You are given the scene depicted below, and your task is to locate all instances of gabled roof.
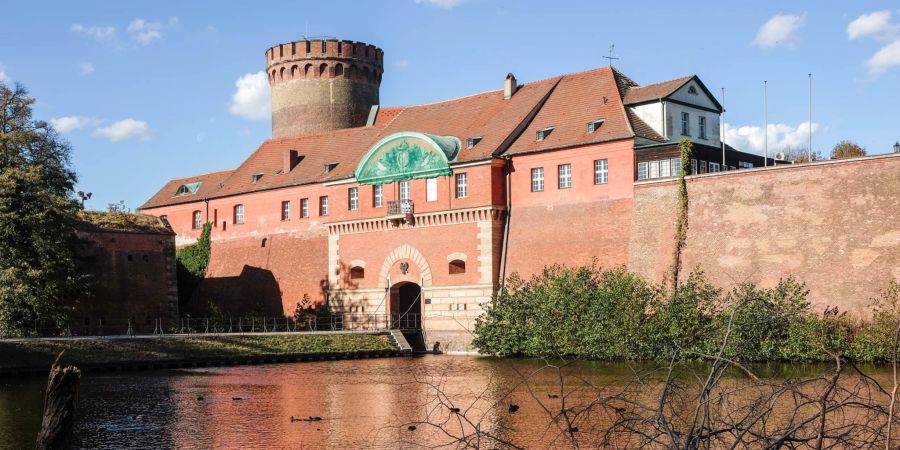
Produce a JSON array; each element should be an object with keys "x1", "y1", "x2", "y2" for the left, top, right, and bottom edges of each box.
[
  {"x1": 141, "y1": 169, "x2": 234, "y2": 210},
  {"x1": 623, "y1": 75, "x2": 694, "y2": 104}
]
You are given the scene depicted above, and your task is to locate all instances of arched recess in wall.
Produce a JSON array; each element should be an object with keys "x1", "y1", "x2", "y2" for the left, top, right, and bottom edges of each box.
[
  {"x1": 318, "y1": 63, "x2": 328, "y2": 77},
  {"x1": 304, "y1": 64, "x2": 313, "y2": 77},
  {"x1": 291, "y1": 65, "x2": 299, "y2": 78},
  {"x1": 449, "y1": 260, "x2": 466, "y2": 275},
  {"x1": 279, "y1": 67, "x2": 286, "y2": 81},
  {"x1": 334, "y1": 63, "x2": 344, "y2": 78},
  {"x1": 377, "y1": 244, "x2": 432, "y2": 289},
  {"x1": 350, "y1": 266, "x2": 364, "y2": 279}
]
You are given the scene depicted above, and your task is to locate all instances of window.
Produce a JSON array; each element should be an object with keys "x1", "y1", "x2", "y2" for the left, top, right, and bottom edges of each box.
[
  {"x1": 531, "y1": 167, "x2": 544, "y2": 192},
  {"x1": 709, "y1": 162, "x2": 721, "y2": 172},
  {"x1": 175, "y1": 182, "x2": 201, "y2": 197},
  {"x1": 426, "y1": 178, "x2": 438, "y2": 202},
  {"x1": 660, "y1": 158, "x2": 671, "y2": 177},
  {"x1": 192, "y1": 211, "x2": 202, "y2": 229},
  {"x1": 350, "y1": 266, "x2": 365, "y2": 279},
  {"x1": 536, "y1": 127, "x2": 554, "y2": 141},
  {"x1": 399, "y1": 181, "x2": 411, "y2": 203},
  {"x1": 281, "y1": 201, "x2": 290, "y2": 221},
  {"x1": 373, "y1": 185, "x2": 383, "y2": 207},
  {"x1": 681, "y1": 112, "x2": 690, "y2": 135},
  {"x1": 594, "y1": 159, "x2": 608, "y2": 184},
  {"x1": 699, "y1": 160, "x2": 708, "y2": 174},
  {"x1": 699, "y1": 116, "x2": 707, "y2": 139},
  {"x1": 637, "y1": 162, "x2": 649, "y2": 180},
  {"x1": 671, "y1": 158, "x2": 682, "y2": 176},
  {"x1": 233, "y1": 205, "x2": 244, "y2": 224},
  {"x1": 739, "y1": 161, "x2": 754, "y2": 169},
  {"x1": 466, "y1": 137, "x2": 482, "y2": 148},
  {"x1": 301, "y1": 198, "x2": 309, "y2": 218},
  {"x1": 691, "y1": 159, "x2": 698, "y2": 175},
  {"x1": 319, "y1": 196, "x2": 328, "y2": 216},
  {"x1": 455, "y1": 173, "x2": 468, "y2": 198},
  {"x1": 251, "y1": 173, "x2": 263, "y2": 183},
  {"x1": 688, "y1": 85, "x2": 699, "y2": 95},
  {"x1": 586, "y1": 119, "x2": 604, "y2": 133},
  {"x1": 348, "y1": 187, "x2": 359, "y2": 210},
  {"x1": 449, "y1": 260, "x2": 466, "y2": 275},
  {"x1": 649, "y1": 160, "x2": 660, "y2": 179},
  {"x1": 558, "y1": 164, "x2": 572, "y2": 189},
  {"x1": 323, "y1": 162, "x2": 338, "y2": 173}
]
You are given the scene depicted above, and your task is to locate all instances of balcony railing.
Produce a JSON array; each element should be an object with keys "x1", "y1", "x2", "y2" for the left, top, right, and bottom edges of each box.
[{"x1": 387, "y1": 200, "x2": 414, "y2": 217}]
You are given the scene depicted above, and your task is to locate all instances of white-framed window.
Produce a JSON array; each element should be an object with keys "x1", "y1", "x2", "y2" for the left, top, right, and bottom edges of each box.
[
  {"x1": 233, "y1": 204, "x2": 244, "y2": 224},
  {"x1": 637, "y1": 162, "x2": 649, "y2": 180},
  {"x1": 319, "y1": 196, "x2": 328, "y2": 216},
  {"x1": 251, "y1": 173, "x2": 264, "y2": 183},
  {"x1": 660, "y1": 158, "x2": 671, "y2": 177},
  {"x1": 586, "y1": 119, "x2": 604, "y2": 133},
  {"x1": 531, "y1": 167, "x2": 544, "y2": 192},
  {"x1": 281, "y1": 201, "x2": 290, "y2": 221},
  {"x1": 558, "y1": 164, "x2": 572, "y2": 189},
  {"x1": 192, "y1": 210, "x2": 202, "y2": 229},
  {"x1": 649, "y1": 160, "x2": 660, "y2": 179},
  {"x1": 373, "y1": 185, "x2": 383, "y2": 207},
  {"x1": 699, "y1": 160, "x2": 708, "y2": 174},
  {"x1": 455, "y1": 173, "x2": 468, "y2": 198},
  {"x1": 399, "y1": 181, "x2": 411, "y2": 203},
  {"x1": 681, "y1": 112, "x2": 690, "y2": 136},
  {"x1": 426, "y1": 178, "x2": 438, "y2": 202},
  {"x1": 300, "y1": 198, "x2": 309, "y2": 218},
  {"x1": 709, "y1": 162, "x2": 721, "y2": 172},
  {"x1": 671, "y1": 158, "x2": 682, "y2": 176},
  {"x1": 691, "y1": 159, "x2": 698, "y2": 175},
  {"x1": 466, "y1": 137, "x2": 482, "y2": 148},
  {"x1": 594, "y1": 159, "x2": 608, "y2": 184},
  {"x1": 348, "y1": 187, "x2": 359, "y2": 210},
  {"x1": 699, "y1": 116, "x2": 707, "y2": 139},
  {"x1": 536, "y1": 127, "x2": 554, "y2": 141}
]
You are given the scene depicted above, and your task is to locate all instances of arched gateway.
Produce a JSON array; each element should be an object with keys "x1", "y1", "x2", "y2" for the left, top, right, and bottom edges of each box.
[{"x1": 390, "y1": 281, "x2": 422, "y2": 329}]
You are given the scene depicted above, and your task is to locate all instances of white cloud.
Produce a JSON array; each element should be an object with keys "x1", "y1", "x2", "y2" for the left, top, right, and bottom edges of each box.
[
  {"x1": 126, "y1": 19, "x2": 163, "y2": 45},
  {"x1": 92, "y1": 119, "x2": 151, "y2": 142},
  {"x1": 848, "y1": 10, "x2": 898, "y2": 41},
  {"x1": 724, "y1": 121, "x2": 820, "y2": 155},
  {"x1": 79, "y1": 62, "x2": 95, "y2": 75},
  {"x1": 393, "y1": 59, "x2": 410, "y2": 69},
  {"x1": 70, "y1": 23, "x2": 117, "y2": 42},
  {"x1": 414, "y1": 0, "x2": 463, "y2": 9},
  {"x1": 752, "y1": 13, "x2": 806, "y2": 48},
  {"x1": 50, "y1": 116, "x2": 101, "y2": 134},
  {"x1": 865, "y1": 40, "x2": 900, "y2": 76},
  {"x1": 228, "y1": 71, "x2": 270, "y2": 121},
  {"x1": 0, "y1": 70, "x2": 9, "y2": 84}
]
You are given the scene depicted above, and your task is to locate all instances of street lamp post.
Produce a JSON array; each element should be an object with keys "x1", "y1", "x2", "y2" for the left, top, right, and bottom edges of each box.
[{"x1": 77, "y1": 191, "x2": 92, "y2": 210}]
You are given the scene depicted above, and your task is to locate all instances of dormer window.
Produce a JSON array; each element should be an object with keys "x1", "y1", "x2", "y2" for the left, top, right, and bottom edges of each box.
[
  {"x1": 251, "y1": 173, "x2": 264, "y2": 183},
  {"x1": 688, "y1": 85, "x2": 699, "y2": 95},
  {"x1": 174, "y1": 182, "x2": 201, "y2": 197},
  {"x1": 466, "y1": 137, "x2": 482, "y2": 148},
  {"x1": 586, "y1": 119, "x2": 604, "y2": 133},
  {"x1": 536, "y1": 127, "x2": 554, "y2": 141},
  {"x1": 324, "y1": 162, "x2": 338, "y2": 173}
]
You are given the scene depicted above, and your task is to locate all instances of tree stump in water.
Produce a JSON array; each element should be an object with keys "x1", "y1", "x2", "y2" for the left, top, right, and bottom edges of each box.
[{"x1": 35, "y1": 352, "x2": 80, "y2": 450}]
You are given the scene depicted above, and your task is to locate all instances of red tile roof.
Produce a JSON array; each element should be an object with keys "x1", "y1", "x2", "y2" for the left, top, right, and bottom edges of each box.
[
  {"x1": 142, "y1": 65, "x2": 697, "y2": 209},
  {"x1": 623, "y1": 75, "x2": 693, "y2": 105}
]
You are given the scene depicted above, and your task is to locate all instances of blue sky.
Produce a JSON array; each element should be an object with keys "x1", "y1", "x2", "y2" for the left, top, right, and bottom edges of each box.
[{"x1": 1, "y1": 0, "x2": 898, "y2": 211}]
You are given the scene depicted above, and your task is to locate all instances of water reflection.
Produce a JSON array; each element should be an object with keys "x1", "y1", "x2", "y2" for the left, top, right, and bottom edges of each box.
[{"x1": 0, "y1": 356, "x2": 892, "y2": 449}]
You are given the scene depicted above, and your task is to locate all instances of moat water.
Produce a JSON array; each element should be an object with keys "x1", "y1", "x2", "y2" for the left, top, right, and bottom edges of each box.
[{"x1": 0, "y1": 355, "x2": 891, "y2": 449}]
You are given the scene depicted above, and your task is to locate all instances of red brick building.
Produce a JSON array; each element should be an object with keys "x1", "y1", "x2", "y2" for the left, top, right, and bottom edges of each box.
[{"x1": 140, "y1": 38, "x2": 781, "y2": 351}]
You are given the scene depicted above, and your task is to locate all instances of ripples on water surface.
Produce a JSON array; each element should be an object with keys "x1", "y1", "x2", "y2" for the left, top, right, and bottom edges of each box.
[{"x1": 0, "y1": 356, "x2": 888, "y2": 449}]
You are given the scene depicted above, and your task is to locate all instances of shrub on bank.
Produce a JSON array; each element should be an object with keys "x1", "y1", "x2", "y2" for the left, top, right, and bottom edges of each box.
[{"x1": 472, "y1": 265, "x2": 898, "y2": 363}]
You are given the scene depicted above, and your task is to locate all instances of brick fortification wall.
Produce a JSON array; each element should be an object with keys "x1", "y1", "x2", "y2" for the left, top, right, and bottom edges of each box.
[
  {"x1": 197, "y1": 231, "x2": 329, "y2": 317},
  {"x1": 629, "y1": 155, "x2": 900, "y2": 316},
  {"x1": 77, "y1": 229, "x2": 178, "y2": 332}
]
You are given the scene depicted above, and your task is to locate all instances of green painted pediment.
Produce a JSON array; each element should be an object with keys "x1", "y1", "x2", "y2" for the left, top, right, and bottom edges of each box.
[{"x1": 355, "y1": 132, "x2": 461, "y2": 185}]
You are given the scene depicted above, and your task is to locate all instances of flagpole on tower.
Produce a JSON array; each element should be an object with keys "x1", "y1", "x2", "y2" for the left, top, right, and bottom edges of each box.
[
  {"x1": 764, "y1": 80, "x2": 768, "y2": 167},
  {"x1": 808, "y1": 73, "x2": 812, "y2": 162}
]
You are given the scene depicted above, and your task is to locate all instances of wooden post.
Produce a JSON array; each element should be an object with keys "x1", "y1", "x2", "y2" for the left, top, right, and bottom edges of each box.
[{"x1": 36, "y1": 352, "x2": 80, "y2": 450}]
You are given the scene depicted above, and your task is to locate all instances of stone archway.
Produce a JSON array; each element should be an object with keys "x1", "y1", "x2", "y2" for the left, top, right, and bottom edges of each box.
[{"x1": 378, "y1": 244, "x2": 432, "y2": 289}]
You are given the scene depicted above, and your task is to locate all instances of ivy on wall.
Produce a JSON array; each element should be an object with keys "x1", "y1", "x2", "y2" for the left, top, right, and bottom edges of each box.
[
  {"x1": 175, "y1": 223, "x2": 211, "y2": 312},
  {"x1": 670, "y1": 138, "x2": 693, "y2": 290}
]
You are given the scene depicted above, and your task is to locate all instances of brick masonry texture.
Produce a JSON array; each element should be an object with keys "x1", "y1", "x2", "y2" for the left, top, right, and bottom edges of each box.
[
  {"x1": 628, "y1": 155, "x2": 900, "y2": 316},
  {"x1": 76, "y1": 229, "x2": 178, "y2": 332}
]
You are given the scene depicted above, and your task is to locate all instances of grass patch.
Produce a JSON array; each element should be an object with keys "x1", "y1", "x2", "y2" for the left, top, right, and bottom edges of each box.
[{"x1": 0, "y1": 333, "x2": 395, "y2": 370}]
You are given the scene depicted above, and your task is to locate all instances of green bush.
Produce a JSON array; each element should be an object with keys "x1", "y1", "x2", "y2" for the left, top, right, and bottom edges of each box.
[
  {"x1": 176, "y1": 223, "x2": 211, "y2": 312},
  {"x1": 473, "y1": 265, "x2": 897, "y2": 363}
]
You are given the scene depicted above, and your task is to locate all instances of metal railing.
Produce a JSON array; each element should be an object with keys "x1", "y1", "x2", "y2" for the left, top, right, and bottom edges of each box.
[
  {"x1": 387, "y1": 200, "x2": 414, "y2": 216},
  {"x1": 22, "y1": 313, "x2": 424, "y2": 338}
]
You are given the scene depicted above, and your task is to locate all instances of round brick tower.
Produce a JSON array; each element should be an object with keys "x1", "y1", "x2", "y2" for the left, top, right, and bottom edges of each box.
[{"x1": 266, "y1": 39, "x2": 383, "y2": 138}]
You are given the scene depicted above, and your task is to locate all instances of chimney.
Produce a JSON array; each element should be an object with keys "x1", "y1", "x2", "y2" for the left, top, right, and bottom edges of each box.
[
  {"x1": 504, "y1": 73, "x2": 518, "y2": 100},
  {"x1": 283, "y1": 149, "x2": 301, "y2": 172}
]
